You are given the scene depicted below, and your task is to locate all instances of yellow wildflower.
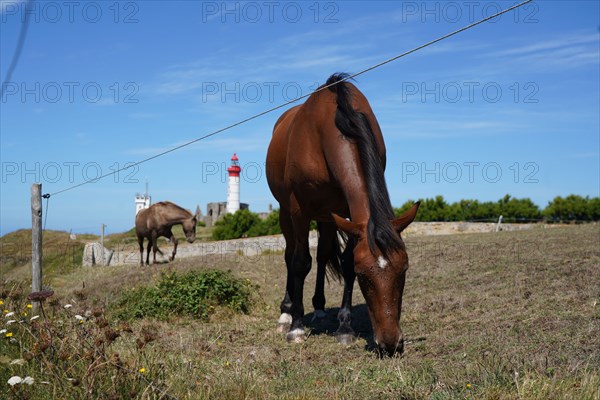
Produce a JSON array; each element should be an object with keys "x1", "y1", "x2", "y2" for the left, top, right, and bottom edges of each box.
[
  {"x1": 0, "y1": 300, "x2": 4, "y2": 305},
  {"x1": 466, "y1": 383, "x2": 472, "y2": 389},
  {"x1": 6, "y1": 332, "x2": 13, "y2": 338},
  {"x1": 26, "y1": 304, "x2": 32, "y2": 309},
  {"x1": 139, "y1": 368, "x2": 146, "y2": 374}
]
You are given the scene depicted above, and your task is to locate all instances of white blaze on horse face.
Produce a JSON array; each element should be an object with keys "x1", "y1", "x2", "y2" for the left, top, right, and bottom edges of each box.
[{"x1": 377, "y1": 256, "x2": 388, "y2": 269}]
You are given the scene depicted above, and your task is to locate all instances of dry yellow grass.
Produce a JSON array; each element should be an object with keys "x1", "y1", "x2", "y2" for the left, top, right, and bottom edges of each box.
[{"x1": 1, "y1": 223, "x2": 599, "y2": 399}]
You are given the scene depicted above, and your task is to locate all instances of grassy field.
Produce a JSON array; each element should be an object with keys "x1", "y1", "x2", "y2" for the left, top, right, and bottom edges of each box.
[{"x1": 1, "y1": 224, "x2": 598, "y2": 399}]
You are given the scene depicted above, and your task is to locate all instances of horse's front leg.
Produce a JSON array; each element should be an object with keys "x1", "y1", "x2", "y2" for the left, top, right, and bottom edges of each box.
[
  {"x1": 169, "y1": 232, "x2": 178, "y2": 261},
  {"x1": 335, "y1": 237, "x2": 356, "y2": 344}
]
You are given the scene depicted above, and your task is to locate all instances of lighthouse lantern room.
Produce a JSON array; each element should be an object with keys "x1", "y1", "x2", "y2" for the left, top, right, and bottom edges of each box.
[{"x1": 226, "y1": 153, "x2": 242, "y2": 214}]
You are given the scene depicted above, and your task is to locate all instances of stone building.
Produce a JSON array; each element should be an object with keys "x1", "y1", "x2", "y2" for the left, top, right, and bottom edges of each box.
[{"x1": 204, "y1": 201, "x2": 249, "y2": 227}]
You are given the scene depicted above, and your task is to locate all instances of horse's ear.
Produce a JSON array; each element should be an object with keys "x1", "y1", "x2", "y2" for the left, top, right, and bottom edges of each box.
[
  {"x1": 392, "y1": 201, "x2": 420, "y2": 233},
  {"x1": 332, "y1": 213, "x2": 363, "y2": 238}
]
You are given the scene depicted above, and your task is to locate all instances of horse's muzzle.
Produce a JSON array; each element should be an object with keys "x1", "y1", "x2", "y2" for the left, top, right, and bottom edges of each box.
[{"x1": 377, "y1": 340, "x2": 404, "y2": 358}]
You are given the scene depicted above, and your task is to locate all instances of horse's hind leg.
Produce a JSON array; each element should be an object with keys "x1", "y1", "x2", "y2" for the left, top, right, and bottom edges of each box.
[
  {"x1": 276, "y1": 208, "x2": 294, "y2": 333},
  {"x1": 151, "y1": 232, "x2": 158, "y2": 265},
  {"x1": 145, "y1": 239, "x2": 151, "y2": 265},
  {"x1": 312, "y1": 221, "x2": 338, "y2": 322},
  {"x1": 286, "y1": 212, "x2": 312, "y2": 343},
  {"x1": 137, "y1": 236, "x2": 144, "y2": 266}
]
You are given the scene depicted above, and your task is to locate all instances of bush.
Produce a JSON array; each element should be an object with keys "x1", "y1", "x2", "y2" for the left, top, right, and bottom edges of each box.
[
  {"x1": 114, "y1": 270, "x2": 252, "y2": 321},
  {"x1": 212, "y1": 209, "x2": 261, "y2": 240},
  {"x1": 212, "y1": 209, "x2": 282, "y2": 240},
  {"x1": 247, "y1": 210, "x2": 282, "y2": 237}
]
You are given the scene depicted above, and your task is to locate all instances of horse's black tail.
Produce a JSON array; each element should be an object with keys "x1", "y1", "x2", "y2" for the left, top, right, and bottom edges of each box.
[
  {"x1": 325, "y1": 73, "x2": 401, "y2": 258},
  {"x1": 317, "y1": 222, "x2": 345, "y2": 282}
]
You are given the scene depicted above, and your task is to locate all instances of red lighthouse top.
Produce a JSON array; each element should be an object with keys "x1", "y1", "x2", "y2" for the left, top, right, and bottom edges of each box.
[{"x1": 227, "y1": 153, "x2": 241, "y2": 177}]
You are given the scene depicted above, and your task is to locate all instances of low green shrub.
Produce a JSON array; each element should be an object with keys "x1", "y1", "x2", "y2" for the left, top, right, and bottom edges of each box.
[{"x1": 114, "y1": 269, "x2": 252, "y2": 321}]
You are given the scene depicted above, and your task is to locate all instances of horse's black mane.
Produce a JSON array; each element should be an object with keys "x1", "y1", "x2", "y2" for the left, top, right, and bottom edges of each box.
[{"x1": 325, "y1": 73, "x2": 402, "y2": 258}]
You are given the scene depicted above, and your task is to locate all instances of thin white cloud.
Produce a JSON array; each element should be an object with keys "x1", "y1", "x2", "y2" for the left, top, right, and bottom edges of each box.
[
  {"x1": 487, "y1": 31, "x2": 599, "y2": 69},
  {"x1": 491, "y1": 32, "x2": 598, "y2": 57},
  {"x1": 125, "y1": 136, "x2": 267, "y2": 157},
  {"x1": 384, "y1": 119, "x2": 512, "y2": 139}
]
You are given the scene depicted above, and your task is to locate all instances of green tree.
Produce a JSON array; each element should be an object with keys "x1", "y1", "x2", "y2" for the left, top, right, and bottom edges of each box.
[
  {"x1": 212, "y1": 209, "x2": 261, "y2": 240},
  {"x1": 543, "y1": 195, "x2": 600, "y2": 222},
  {"x1": 497, "y1": 195, "x2": 541, "y2": 221},
  {"x1": 247, "y1": 210, "x2": 282, "y2": 237}
]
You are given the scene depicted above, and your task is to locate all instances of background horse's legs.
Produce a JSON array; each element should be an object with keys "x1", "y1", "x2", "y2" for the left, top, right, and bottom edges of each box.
[
  {"x1": 151, "y1": 231, "x2": 158, "y2": 265},
  {"x1": 137, "y1": 236, "x2": 144, "y2": 266},
  {"x1": 287, "y1": 214, "x2": 312, "y2": 343},
  {"x1": 167, "y1": 230, "x2": 177, "y2": 261},
  {"x1": 335, "y1": 237, "x2": 356, "y2": 344},
  {"x1": 145, "y1": 237, "x2": 151, "y2": 266},
  {"x1": 277, "y1": 208, "x2": 294, "y2": 332}
]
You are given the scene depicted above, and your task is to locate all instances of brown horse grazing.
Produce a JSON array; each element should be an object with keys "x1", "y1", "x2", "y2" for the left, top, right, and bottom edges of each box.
[
  {"x1": 135, "y1": 201, "x2": 197, "y2": 266},
  {"x1": 266, "y1": 73, "x2": 420, "y2": 356}
]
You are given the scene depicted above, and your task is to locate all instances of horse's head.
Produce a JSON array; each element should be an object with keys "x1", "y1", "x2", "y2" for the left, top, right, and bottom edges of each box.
[
  {"x1": 333, "y1": 202, "x2": 419, "y2": 357},
  {"x1": 182, "y1": 216, "x2": 197, "y2": 243}
]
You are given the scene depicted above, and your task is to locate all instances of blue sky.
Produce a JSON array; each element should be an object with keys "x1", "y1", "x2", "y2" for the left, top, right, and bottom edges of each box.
[{"x1": 1, "y1": 0, "x2": 598, "y2": 236}]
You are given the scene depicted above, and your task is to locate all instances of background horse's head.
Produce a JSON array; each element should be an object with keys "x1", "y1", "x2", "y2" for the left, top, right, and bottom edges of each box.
[
  {"x1": 333, "y1": 202, "x2": 420, "y2": 356},
  {"x1": 182, "y1": 216, "x2": 197, "y2": 243}
]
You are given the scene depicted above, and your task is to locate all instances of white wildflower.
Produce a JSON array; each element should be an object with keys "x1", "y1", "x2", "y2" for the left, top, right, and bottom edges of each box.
[
  {"x1": 22, "y1": 376, "x2": 34, "y2": 385},
  {"x1": 0, "y1": 329, "x2": 6, "y2": 334},
  {"x1": 30, "y1": 315, "x2": 39, "y2": 321},
  {"x1": 6, "y1": 320, "x2": 16, "y2": 325},
  {"x1": 7, "y1": 376, "x2": 22, "y2": 386},
  {"x1": 74, "y1": 315, "x2": 84, "y2": 321},
  {"x1": 64, "y1": 304, "x2": 72, "y2": 309},
  {"x1": 4, "y1": 312, "x2": 14, "y2": 318},
  {"x1": 10, "y1": 359, "x2": 25, "y2": 366}
]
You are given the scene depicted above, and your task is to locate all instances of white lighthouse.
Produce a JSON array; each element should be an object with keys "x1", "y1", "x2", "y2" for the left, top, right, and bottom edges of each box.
[
  {"x1": 135, "y1": 181, "x2": 151, "y2": 216},
  {"x1": 226, "y1": 153, "x2": 241, "y2": 214}
]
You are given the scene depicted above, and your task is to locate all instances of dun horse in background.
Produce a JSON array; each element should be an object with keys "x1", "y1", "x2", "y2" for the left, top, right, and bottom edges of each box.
[
  {"x1": 135, "y1": 201, "x2": 197, "y2": 266},
  {"x1": 266, "y1": 73, "x2": 419, "y2": 356}
]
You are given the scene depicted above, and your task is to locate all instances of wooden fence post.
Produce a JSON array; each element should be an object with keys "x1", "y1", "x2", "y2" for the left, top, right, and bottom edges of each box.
[
  {"x1": 101, "y1": 224, "x2": 106, "y2": 265},
  {"x1": 31, "y1": 183, "x2": 42, "y2": 312}
]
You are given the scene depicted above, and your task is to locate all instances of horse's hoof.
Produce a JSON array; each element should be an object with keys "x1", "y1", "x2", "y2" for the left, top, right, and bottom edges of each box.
[
  {"x1": 276, "y1": 313, "x2": 292, "y2": 333},
  {"x1": 335, "y1": 333, "x2": 356, "y2": 345},
  {"x1": 311, "y1": 309, "x2": 327, "y2": 323},
  {"x1": 286, "y1": 328, "x2": 306, "y2": 343}
]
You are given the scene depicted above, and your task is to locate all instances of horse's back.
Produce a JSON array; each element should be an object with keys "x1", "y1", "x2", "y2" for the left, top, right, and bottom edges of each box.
[{"x1": 266, "y1": 77, "x2": 385, "y2": 219}]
